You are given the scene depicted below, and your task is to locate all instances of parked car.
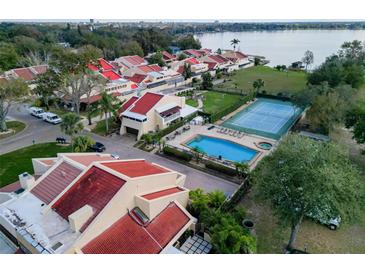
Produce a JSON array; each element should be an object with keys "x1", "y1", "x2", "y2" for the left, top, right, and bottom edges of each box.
[
  {"x1": 42, "y1": 112, "x2": 62, "y2": 124},
  {"x1": 307, "y1": 207, "x2": 341, "y2": 230},
  {"x1": 89, "y1": 142, "x2": 106, "y2": 152},
  {"x1": 28, "y1": 107, "x2": 45, "y2": 118}
]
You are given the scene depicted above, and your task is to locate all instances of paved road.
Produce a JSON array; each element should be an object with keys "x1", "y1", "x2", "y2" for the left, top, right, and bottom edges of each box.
[
  {"x1": 0, "y1": 104, "x2": 237, "y2": 195},
  {"x1": 0, "y1": 104, "x2": 63, "y2": 154}
]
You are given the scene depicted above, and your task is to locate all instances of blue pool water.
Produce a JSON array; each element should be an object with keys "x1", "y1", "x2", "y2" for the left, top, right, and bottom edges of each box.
[
  {"x1": 186, "y1": 135, "x2": 258, "y2": 163},
  {"x1": 223, "y1": 98, "x2": 302, "y2": 140}
]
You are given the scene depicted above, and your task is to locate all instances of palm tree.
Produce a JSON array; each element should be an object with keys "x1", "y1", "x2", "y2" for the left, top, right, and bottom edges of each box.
[
  {"x1": 73, "y1": 135, "x2": 95, "y2": 152},
  {"x1": 230, "y1": 39, "x2": 240, "y2": 51},
  {"x1": 94, "y1": 92, "x2": 123, "y2": 134},
  {"x1": 253, "y1": 79, "x2": 265, "y2": 93},
  {"x1": 60, "y1": 113, "x2": 84, "y2": 151}
]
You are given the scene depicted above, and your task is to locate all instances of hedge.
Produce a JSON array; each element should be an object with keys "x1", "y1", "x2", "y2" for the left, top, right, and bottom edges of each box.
[
  {"x1": 163, "y1": 146, "x2": 192, "y2": 162},
  {"x1": 204, "y1": 160, "x2": 237, "y2": 176},
  {"x1": 152, "y1": 113, "x2": 197, "y2": 140}
]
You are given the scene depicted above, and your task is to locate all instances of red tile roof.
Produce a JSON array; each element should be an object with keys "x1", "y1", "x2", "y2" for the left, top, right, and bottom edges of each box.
[
  {"x1": 184, "y1": 49, "x2": 205, "y2": 58},
  {"x1": 101, "y1": 160, "x2": 169, "y2": 178},
  {"x1": 118, "y1": 96, "x2": 139, "y2": 114},
  {"x1": 162, "y1": 51, "x2": 175, "y2": 61},
  {"x1": 137, "y1": 64, "x2": 162, "y2": 73},
  {"x1": 101, "y1": 70, "x2": 122, "y2": 81},
  {"x1": 208, "y1": 54, "x2": 229, "y2": 64},
  {"x1": 82, "y1": 202, "x2": 190, "y2": 254},
  {"x1": 122, "y1": 55, "x2": 146, "y2": 67},
  {"x1": 41, "y1": 159, "x2": 56, "y2": 166},
  {"x1": 98, "y1": 58, "x2": 114, "y2": 70},
  {"x1": 124, "y1": 73, "x2": 147, "y2": 84},
  {"x1": 185, "y1": 57, "x2": 199, "y2": 65},
  {"x1": 32, "y1": 65, "x2": 48, "y2": 74},
  {"x1": 142, "y1": 187, "x2": 184, "y2": 200},
  {"x1": 66, "y1": 154, "x2": 116, "y2": 166},
  {"x1": 80, "y1": 92, "x2": 122, "y2": 104},
  {"x1": 13, "y1": 68, "x2": 35, "y2": 81},
  {"x1": 129, "y1": 92, "x2": 164, "y2": 115},
  {"x1": 205, "y1": 61, "x2": 218, "y2": 70},
  {"x1": 31, "y1": 162, "x2": 82, "y2": 204},
  {"x1": 52, "y1": 166, "x2": 126, "y2": 231}
]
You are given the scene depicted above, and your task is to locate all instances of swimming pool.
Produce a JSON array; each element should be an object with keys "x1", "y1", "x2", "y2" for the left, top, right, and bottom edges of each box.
[
  {"x1": 186, "y1": 135, "x2": 258, "y2": 163},
  {"x1": 222, "y1": 98, "x2": 302, "y2": 139}
]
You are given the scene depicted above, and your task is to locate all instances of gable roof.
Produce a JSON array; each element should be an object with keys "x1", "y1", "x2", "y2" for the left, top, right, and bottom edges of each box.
[
  {"x1": 31, "y1": 162, "x2": 82, "y2": 204},
  {"x1": 88, "y1": 58, "x2": 115, "y2": 72},
  {"x1": 101, "y1": 160, "x2": 169, "y2": 178},
  {"x1": 52, "y1": 166, "x2": 126, "y2": 232},
  {"x1": 32, "y1": 65, "x2": 48, "y2": 74},
  {"x1": 185, "y1": 57, "x2": 200, "y2": 65},
  {"x1": 128, "y1": 92, "x2": 164, "y2": 115},
  {"x1": 81, "y1": 202, "x2": 190, "y2": 254},
  {"x1": 13, "y1": 68, "x2": 36, "y2": 81},
  {"x1": 101, "y1": 70, "x2": 122, "y2": 81},
  {"x1": 138, "y1": 64, "x2": 163, "y2": 73},
  {"x1": 119, "y1": 55, "x2": 146, "y2": 67},
  {"x1": 124, "y1": 73, "x2": 147, "y2": 84},
  {"x1": 162, "y1": 51, "x2": 175, "y2": 61},
  {"x1": 208, "y1": 54, "x2": 230, "y2": 64},
  {"x1": 118, "y1": 96, "x2": 139, "y2": 114},
  {"x1": 184, "y1": 49, "x2": 205, "y2": 58},
  {"x1": 205, "y1": 61, "x2": 218, "y2": 70}
]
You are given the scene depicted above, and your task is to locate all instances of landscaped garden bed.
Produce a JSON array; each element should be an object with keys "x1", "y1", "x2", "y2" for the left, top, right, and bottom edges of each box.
[{"x1": 0, "y1": 120, "x2": 26, "y2": 140}]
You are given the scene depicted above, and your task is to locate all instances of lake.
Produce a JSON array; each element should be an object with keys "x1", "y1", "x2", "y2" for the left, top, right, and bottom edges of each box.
[{"x1": 196, "y1": 30, "x2": 365, "y2": 68}]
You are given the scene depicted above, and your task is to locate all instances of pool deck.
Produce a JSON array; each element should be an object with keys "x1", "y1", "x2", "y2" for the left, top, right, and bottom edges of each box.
[{"x1": 165, "y1": 124, "x2": 276, "y2": 169}]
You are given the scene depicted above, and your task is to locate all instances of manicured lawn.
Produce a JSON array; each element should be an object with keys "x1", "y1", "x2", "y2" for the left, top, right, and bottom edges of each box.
[
  {"x1": 0, "y1": 142, "x2": 72, "y2": 187},
  {"x1": 0, "y1": 121, "x2": 26, "y2": 140},
  {"x1": 202, "y1": 91, "x2": 244, "y2": 114},
  {"x1": 186, "y1": 98, "x2": 199, "y2": 108},
  {"x1": 91, "y1": 118, "x2": 120, "y2": 136},
  {"x1": 216, "y1": 66, "x2": 307, "y2": 95}
]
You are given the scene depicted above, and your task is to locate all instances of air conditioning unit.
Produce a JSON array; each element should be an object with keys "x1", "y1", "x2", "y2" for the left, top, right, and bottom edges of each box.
[{"x1": 19, "y1": 172, "x2": 36, "y2": 190}]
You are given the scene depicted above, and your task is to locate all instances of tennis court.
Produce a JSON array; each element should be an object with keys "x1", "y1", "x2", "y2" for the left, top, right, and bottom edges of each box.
[{"x1": 222, "y1": 98, "x2": 302, "y2": 139}]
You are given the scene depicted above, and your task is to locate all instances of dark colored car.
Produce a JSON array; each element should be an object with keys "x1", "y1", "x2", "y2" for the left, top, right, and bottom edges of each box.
[{"x1": 89, "y1": 142, "x2": 106, "y2": 152}]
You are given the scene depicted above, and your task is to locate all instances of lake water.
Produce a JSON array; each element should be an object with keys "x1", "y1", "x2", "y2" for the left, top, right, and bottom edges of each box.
[{"x1": 196, "y1": 30, "x2": 365, "y2": 68}]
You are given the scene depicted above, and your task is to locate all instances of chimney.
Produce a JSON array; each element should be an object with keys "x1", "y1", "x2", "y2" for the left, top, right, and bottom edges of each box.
[
  {"x1": 19, "y1": 172, "x2": 36, "y2": 190},
  {"x1": 68, "y1": 205, "x2": 94, "y2": 232}
]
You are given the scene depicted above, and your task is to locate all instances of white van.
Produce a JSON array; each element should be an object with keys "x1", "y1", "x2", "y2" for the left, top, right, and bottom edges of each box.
[
  {"x1": 42, "y1": 112, "x2": 62, "y2": 124},
  {"x1": 29, "y1": 107, "x2": 45, "y2": 118}
]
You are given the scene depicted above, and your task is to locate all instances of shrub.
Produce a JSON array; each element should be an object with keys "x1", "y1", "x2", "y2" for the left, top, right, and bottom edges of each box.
[
  {"x1": 163, "y1": 146, "x2": 192, "y2": 161},
  {"x1": 205, "y1": 161, "x2": 237, "y2": 176}
]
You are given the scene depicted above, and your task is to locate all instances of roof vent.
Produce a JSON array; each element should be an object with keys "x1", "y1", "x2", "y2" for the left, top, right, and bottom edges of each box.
[
  {"x1": 19, "y1": 172, "x2": 36, "y2": 190},
  {"x1": 130, "y1": 207, "x2": 149, "y2": 225}
]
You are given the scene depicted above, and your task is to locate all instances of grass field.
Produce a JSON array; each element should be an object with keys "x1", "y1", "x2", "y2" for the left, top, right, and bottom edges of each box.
[
  {"x1": 241, "y1": 191, "x2": 365, "y2": 254},
  {"x1": 0, "y1": 121, "x2": 26, "y2": 140},
  {"x1": 202, "y1": 91, "x2": 244, "y2": 114},
  {"x1": 0, "y1": 142, "x2": 72, "y2": 187},
  {"x1": 91, "y1": 117, "x2": 120, "y2": 136},
  {"x1": 186, "y1": 98, "x2": 199, "y2": 108},
  {"x1": 216, "y1": 66, "x2": 307, "y2": 95}
]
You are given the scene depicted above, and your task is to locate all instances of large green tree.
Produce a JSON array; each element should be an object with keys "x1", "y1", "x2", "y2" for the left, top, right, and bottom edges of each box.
[
  {"x1": 345, "y1": 100, "x2": 365, "y2": 144},
  {"x1": 0, "y1": 43, "x2": 20, "y2": 71},
  {"x1": 121, "y1": 41, "x2": 144, "y2": 57},
  {"x1": 252, "y1": 134, "x2": 364, "y2": 250},
  {"x1": 148, "y1": 51, "x2": 165, "y2": 67},
  {"x1": 0, "y1": 78, "x2": 29, "y2": 131},
  {"x1": 201, "y1": 72, "x2": 213, "y2": 90},
  {"x1": 34, "y1": 69, "x2": 61, "y2": 110}
]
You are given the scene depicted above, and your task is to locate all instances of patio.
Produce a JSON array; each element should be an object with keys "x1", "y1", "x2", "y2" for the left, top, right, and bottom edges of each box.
[{"x1": 164, "y1": 124, "x2": 276, "y2": 168}]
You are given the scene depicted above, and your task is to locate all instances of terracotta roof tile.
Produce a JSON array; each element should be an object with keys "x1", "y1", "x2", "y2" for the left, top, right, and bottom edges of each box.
[
  {"x1": 142, "y1": 187, "x2": 184, "y2": 200},
  {"x1": 82, "y1": 202, "x2": 190, "y2": 254},
  {"x1": 31, "y1": 162, "x2": 82, "y2": 204},
  {"x1": 101, "y1": 160, "x2": 169, "y2": 178},
  {"x1": 66, "y1": 154, "x2": 116, "y2": 166},
  {"x1": 118, "y1": 96, "x2": 139, "y2": 114},
  {"x1": 101, "y1": 70, "x2": 122, "y2": 80},
  {"x1": 13, "y1": 68, "x2": 36, "y2": 81},
  {"x1": 52, "y1": 166, "x2": 126, "y2": 231},
  {"x1": 124, "y1": 73, "x2": 147, "y2": 84},
  {"x1": 129, "y1": 92, "x2": 163, "y2": 115}
]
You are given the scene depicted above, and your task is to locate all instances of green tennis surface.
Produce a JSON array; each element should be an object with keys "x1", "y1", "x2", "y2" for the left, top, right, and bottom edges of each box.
[{"x1": 222, "y1": 98, "x2": 302, "y2": 140}]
